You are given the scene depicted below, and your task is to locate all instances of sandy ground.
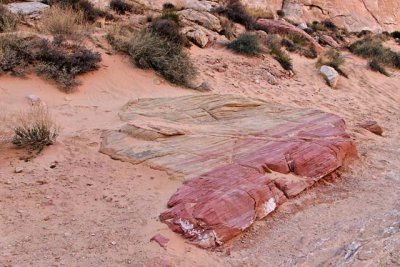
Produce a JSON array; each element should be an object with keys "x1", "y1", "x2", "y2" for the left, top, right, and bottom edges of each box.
[{"x1": 0, "y1": 44, "x2": 399, "y2": 266}]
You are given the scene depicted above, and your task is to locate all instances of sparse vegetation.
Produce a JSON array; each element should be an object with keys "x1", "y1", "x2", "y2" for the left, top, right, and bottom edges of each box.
[
  {"x1": 127, "y1": 31, "x2": 196, "y2": 86},
  {"x1": 246, "y1": 6, "x2": 274, "y2": 20},
  {"x1": 11, "y1": 106, "x2": 59, "y2": 153},
  {"x1": 149, "y1": 19, "x2": 190, "y2": 47},
  {"x1": 110, "y1": 0, "x2": 132, "y2": 14},
  {"x1": 41, "y1": 5, "x2": 83, "y2": 35},
  {"x1": 54, "y1": 0, "x2": 106, "y2": 22},
  {"x1": 266, "y1": 34, "x2": 293, "y2": 71},
  {"x1": 369, "y1": 58, "x2": 390, "y2": 76},
  {"x1": 0, "y1": 34, "x2": 101, "y2": 90},
  {"x1": 35, "y1": 36, "x2": 101, "y2": 90},
  {"x1": 227, "y1": 33, "x2": 261, "y2": 56},
  {"x1": 317, "y1": 49, "x2": 348, "y2": 77},
  {"x1": 0, "y1": 35, "x2": 34, "y2": 76},
  {"x1": 0, "y1": 4, "x2": 17, "y2": 32},
  {"x1": 349, "y1": 37, "x2": 400, "y2": 69},
  {"x1": 159, "y1": 4, "x2": 180, "y2": 24},
  {"x1": 281, "y1": 34, "x2": 317, "y2": 59},
  {"x1": 216, "y1": 0, "x2": 255, "y2": 30}
]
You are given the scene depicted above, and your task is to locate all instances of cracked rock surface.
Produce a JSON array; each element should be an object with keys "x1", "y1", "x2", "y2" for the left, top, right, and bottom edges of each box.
[{"x1": 100, "y1": 94, "x2": 357, "y2": 247}]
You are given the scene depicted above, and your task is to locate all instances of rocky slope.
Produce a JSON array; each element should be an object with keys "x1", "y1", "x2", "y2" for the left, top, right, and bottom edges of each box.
[{"x1": 133, "y1": 0, "x2": 400, "y2": 32}]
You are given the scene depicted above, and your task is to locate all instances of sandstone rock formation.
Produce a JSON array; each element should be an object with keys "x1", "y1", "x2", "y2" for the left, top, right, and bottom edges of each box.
[
  {"x1": 245, "y1": 0, "x2": 400, "y2": 32},
  {"x1": 101, "y1": 94, "x2": 357, "y2": 247},
  {"x1": 132, "y1": 0, "x2": 400, "y2": 32},
  {"x1": 6, "y1": 2, "x2": 49, "y2": 18}
]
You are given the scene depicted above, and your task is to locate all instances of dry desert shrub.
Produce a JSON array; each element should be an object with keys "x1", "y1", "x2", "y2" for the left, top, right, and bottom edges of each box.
[
  {"x1": 0, "y1": 34, "x2": 101, "y2": 90},
  {"x1": 227, "y1": 32, "x2": 261, "y2": 56},
  {"x1": 127, "y1": 31, "x2": 196, "y2": 86},
  {"x1": 349, "y1": 37, "x2": 400, "y2": 75},
  {"x1": 41, "y1": 5, "x2": 83, "y2": 35},
  {"x1": 109, "y1": 0, "x2": 132, "y2": 14},
  {"x1": 317, "y1": 49, "x2": 348, "y2": 77},
  {"x1": 215, "y1": 0, "x2": 255, "y2": 30},
  {"x1": 0, "y1": 4, "x2": 17, "y2": 32},
  {"x1": 10, "y1": 106, "x2": 59, "y2": 153},
  {"x1": 266, "y1": 34, "x2": 293, "y2": 71}
]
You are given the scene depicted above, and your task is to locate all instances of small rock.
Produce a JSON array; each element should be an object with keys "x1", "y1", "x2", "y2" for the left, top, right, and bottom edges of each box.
[
  {"x1": 197, "y1": 81, "x2": 212, "y2": 92},
  {"x1": 297, "y1": 22, "x2": 308, "y2": 30},
  {"x1": 50, "y1": 162, "x2": 57, "y2": 169},
  {"x1": 358, "y1": 120, "x2": 383, "y2": 136},
  {"x1": 111, "y1": 241, "x2": 117, "y2": 245},
  {"x1": 26, "y1": 94, "x2": 41, "y2": 105},
  {"x1": 186, "y1": 29, "x2": 209, "y2": 48},
  {"x1": 150, "y1": 234, "x2": 169, "y2": 248},
  {"x1": 15, "y1": 167, "x2": 24, "y2": 173},
  {"x1": 320, "y1": 65, "x2": 339, "y2": 88}
]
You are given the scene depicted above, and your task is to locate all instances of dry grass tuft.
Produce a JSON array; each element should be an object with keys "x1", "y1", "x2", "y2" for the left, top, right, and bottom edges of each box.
[
  {"x1": 10, "y1": 106, "x2": 59, "y2": 153},
  {"x1": 0, "y1": 4, "x2": 17, "y2": 32},
  {"x1": 41, "y1": 5, "x2": 83, "y2": 35}
]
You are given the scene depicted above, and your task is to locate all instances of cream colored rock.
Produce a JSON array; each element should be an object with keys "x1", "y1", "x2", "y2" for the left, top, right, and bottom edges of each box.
[
  {"x1": 179, "y1": 9, "x2": 222, "y2": 32},
  {"x1": 186, "y1": 29, "x2": 209, "y2": 48},
  {"x1": 320, "y1": 65, "x2": 339, "y2": 88}
]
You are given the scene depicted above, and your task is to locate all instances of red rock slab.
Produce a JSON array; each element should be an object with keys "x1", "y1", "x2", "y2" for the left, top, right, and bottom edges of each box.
[
  {"x1": 150, "y1": 234, "x2": 170, "y2": 248},
  {"x1": 358, "y1": 120, "x2": 383, "y2": 136},
  {"x1": 100, "y1": 94, "x2": 357, "y2": 248}
]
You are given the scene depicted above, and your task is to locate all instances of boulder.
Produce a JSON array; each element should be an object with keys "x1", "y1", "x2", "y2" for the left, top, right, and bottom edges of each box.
[
  {"x1": 320, "y1": 65, "x2": 339, "y2": 88},
  {"x1": 186, "y1": 28, "x2": 209, "y2": 48},
  {"x1": 358, "y1": 120, "x2": 383, "y2": 136},
  {"x1": 179, "y1": 9, "x2": 222, "y2": 33},
  {"x1": 6, "y1": 2, "x2": 49, "y2": 18},
  {"x1": 257, "y1": 19, "x2": 324, "y2": 54},
  {"x1": 100, "y1": 94, "x2": 357, "y2": 248}
]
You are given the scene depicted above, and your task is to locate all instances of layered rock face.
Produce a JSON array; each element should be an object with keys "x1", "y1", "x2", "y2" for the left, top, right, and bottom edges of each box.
[
  {"x1": 243, "y1": 0, "x2": 400, "y2": 32},
  {"x1": 101, "y1": 94, "x2": 357, "y2": 247},
  {"x1": 132, "y1": 0, "x2": 400, "y2": 32}
]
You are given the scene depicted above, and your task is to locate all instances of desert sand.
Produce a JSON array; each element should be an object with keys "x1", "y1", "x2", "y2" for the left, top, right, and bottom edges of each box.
[{"x1": 1, "y1": 42, "x2": 399, "y2": 267}]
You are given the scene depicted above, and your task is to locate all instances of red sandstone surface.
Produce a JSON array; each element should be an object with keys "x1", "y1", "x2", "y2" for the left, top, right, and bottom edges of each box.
[{"x1": 100, "y1": 94, "x2": 357, "y2": 247}]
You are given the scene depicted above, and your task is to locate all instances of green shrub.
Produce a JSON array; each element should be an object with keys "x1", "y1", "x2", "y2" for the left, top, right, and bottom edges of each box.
[
  {"x1": 227, "y1": 33, "x2": 261, "y2": 55},
  {"x1": 317, "y1": 49, "x2": 348, "y2": 77},
  {"x1": 349, "y1": 37, "x2": 400, "y2": 69},
  {"x1": 127, "y1": 31, "x2": 196, "y2": 86},
  {"x1": 369, "y1": 59, "x2": 390, "y2": 76},
  {"x1": 12, "y1": 106, "x2": 59, "y2": 153},
  {"x1": 0, "y1": 5, "x2": 17, "y2": 32}
]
